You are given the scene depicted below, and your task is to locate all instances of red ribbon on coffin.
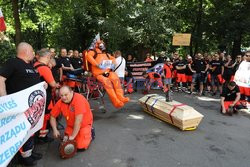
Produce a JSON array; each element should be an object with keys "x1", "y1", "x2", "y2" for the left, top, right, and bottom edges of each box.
[{"x1": 169, "y1": 104, "x2": 186, "y2": 125}]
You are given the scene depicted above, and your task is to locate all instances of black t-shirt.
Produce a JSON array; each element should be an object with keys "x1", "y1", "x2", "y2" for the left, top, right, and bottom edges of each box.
[
  {"x1": 185, "y1": 62, "x2": 193, "y2": 75},
  {"x1": 221, "y1": 85, "x2": 240, "y2": 101},
  {"x1": 55, "y1": 57, "x2": 62, "y2": 68},
  {"x1": 58, "y1": 57, "x2": 72, "y2": 75},
  {"x1": 176, "y1": 60, "x2": 186, "y2": 74},
  {"x1": 59, "y1": 57, "x2": 71, "y2": 67},
  {"x1": 223, "y1": 60, "x2": 235, "y2": 76},
  {"x1": 210, "y1": 60, "x2": 224, "y2": 75},
  {"x1": 0, "y1": 58, "x2": 41, "y2": 94},
  {"x1": 50, "y1": 57, "x2": 61, "y2": 82},
  {"x1": 172, "y1": 59, "x2": 179, "y2": 70},
  {"x1": 71, "y1": 57, "x2": 83, "y2": 69},
  {"x1": 193, "y1": 59, "x2": 206, "y2": 73},
  {"x1": 233, "y1": 61, "x2": 241, "y2": 73}
]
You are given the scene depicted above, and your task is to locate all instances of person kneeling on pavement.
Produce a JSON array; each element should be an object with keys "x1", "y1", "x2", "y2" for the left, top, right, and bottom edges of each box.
[
  {"x1": 50, "y1": 86, "x2": 94, "y2": 151},
  {"x1": 220, "y1": 81, "x2": 241, "y2": 116}
]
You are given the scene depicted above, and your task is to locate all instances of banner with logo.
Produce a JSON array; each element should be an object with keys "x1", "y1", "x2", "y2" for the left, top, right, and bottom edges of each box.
[
  {"x1": 146, "y1": 63, "x2": 165, "y2": 75},
  {"x1": 0, "y1": 82, "x2": 46, "y2": 167},
  {"x1": 234, "y1": 61, "x2": 250, "y2": 88}
]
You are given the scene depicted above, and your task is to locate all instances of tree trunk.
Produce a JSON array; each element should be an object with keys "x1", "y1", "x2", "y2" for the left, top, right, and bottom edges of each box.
[
  {"x1": 194, "y1": 0, "x2": 203, "y2": 55},
  {"x1": 232, "y1": 31, "x2": 242, "y2": 59},
  {"x1": 11, "y1": 0, "x2": 21, "y2": 46}
]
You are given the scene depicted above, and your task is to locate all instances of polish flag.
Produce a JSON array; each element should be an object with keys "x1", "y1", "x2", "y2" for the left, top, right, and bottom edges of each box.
[{"x1": 0, "y1": 9, "x2": 6, "y2": 32}]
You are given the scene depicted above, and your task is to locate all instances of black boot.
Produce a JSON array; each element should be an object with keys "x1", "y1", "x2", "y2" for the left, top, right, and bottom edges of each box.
[
  {"x1": 19, "y1": 156, "x2": 37, "y2": 166},
  {"x1": 37, "y1": 136, "x2": 54, "y2": 144},
  {"x1": 31, "y1": 152, "x2": 43, "y2": 160},
  {"x1": 227, "y1": 106, "x2": 233, "y2": 116},
  {"x1": 165, "y1": 90, "x2": 173, "y2": 102}
]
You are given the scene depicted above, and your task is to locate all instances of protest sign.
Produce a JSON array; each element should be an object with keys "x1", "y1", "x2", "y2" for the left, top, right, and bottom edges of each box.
[
  {"x1": 127, "y1": 62, "x2": 153, "y2": 80},
  {"x1": 234, "y1": 61, "x2": 250, "y2": 88},
  {"x1": 0, "y1": 82, "x2": 46, "y2": 167},
  {"x1": 172, "y1": 33, "x2": 191, "y2": 46}
]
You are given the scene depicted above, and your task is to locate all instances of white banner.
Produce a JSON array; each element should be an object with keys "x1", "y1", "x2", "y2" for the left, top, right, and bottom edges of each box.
[
  {"x1": 234, "y1": 61, "x2": 250, "y2": 88},
  {"x1": 0, "y1": 82, "x2": 46, "y2": 167}
]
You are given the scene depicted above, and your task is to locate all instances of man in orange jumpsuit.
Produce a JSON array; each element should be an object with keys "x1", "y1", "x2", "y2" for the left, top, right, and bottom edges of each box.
[
  {"x1": 50, "y1": 86, "x2": 94, "y2": 150},
  {"x1": 86, "y1": 40, "x2": 130, "y2": 108},
  {"x1": 34, "y1": 48, "x2": 60, "y2": 142}
]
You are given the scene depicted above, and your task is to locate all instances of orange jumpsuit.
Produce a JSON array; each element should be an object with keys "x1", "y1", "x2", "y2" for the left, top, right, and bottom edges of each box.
[
  {"x1": 51, "y1": 93, "x2": 93, "y2": 149},
  {"x1": 86, "y1": 42, "x2": 129, "y2": 108},
  {"x1": 145, "y1": 72, "x2": 168, "y2": 92}
]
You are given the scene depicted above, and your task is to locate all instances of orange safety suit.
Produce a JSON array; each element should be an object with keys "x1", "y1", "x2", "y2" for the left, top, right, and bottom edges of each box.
[
  {"x1": 145, "y1": 72, "x2": 168, "y2": 92},
  {"x1": 86, "y1": 41, "x2": 129, "y2": 108},
  {"x1": 51, "y1": 93, "x2": 93, "y2": 149}
]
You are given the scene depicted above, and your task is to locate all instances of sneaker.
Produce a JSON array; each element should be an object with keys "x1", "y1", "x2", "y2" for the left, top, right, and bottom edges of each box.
[
  {"x1": 20, "y1": 156, "x2": 37, "y2": 166},
  {"x1": 31, "y1": 152, "x2": 43, "y2": 160}
]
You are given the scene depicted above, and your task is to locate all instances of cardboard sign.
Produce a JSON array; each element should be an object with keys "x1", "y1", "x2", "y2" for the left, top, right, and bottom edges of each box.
[{"x1": 172, "y1": 33, "x2": 191, "y2": 46}]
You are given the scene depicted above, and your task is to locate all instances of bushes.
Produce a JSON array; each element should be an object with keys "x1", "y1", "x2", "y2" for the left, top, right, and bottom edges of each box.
[{"x1": 0, "y1": 40, "x2": 16, "y2": 65}]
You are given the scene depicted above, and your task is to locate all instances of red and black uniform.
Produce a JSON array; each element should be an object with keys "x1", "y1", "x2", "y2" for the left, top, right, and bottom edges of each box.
[
  {"x1": 221, "y1": 85, "x2": 241, "y2": 110},
  {"x1": 34, "y1": 62, "x2": 55, "y2": 137},
  {"x1": 124, "y1": 70, "x2": 134, "y2": 93},
  {"x1": 210, "y1": 60, "x2": 224, "y2": 85},
  {"x1": 192, "y1": 59, "x2": 207, "y2": 83},
  {"x1": 51, "y1": 93, "x2": 93, "y2": 149},
  {"x1": 172, "y1": 59, "x2": 178, "y2": 80},
  {"x1": 223, "y1": 60, "x2": 235, "y2": 82},
  {"x1": 163, "y1": 64, "x2": 172, "y2": 79},
  {"x1": 71, "y1": 57, "x2": 83, "y2": 69},
  {"x1": 176, "y1": 60, "x2": 187, "y2": 83},
  {"x1": 58, "y1": 57, "x2": 72, "y2": 75},
  {"x1": 0, "y1": 58, "x2": 41, "y2": 159},
  {"x1": 185, "y1": 61, "x2": 193, "y2": 83}
]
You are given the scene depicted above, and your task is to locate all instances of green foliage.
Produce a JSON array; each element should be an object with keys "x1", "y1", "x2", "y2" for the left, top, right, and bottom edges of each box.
[
  {"x1": 0, "y1": 0, "x2": 249, "y2": 61},
  {"x1": 0, "y1": 40, "x2": 16, "y2": 64}
]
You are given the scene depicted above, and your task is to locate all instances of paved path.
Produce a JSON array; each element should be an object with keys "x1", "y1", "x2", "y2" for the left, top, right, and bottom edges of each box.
[{"x1": 35, "y1": 91, "x2": 250, "y2": 167}]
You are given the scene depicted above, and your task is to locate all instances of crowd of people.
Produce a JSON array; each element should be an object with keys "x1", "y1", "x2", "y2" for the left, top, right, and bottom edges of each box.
[
  {"x1": 137, "y1": 51, "x2": 250, "y2": 116},
  {"x1": 0, "y1": 40, "x2": 249, "y2": 166}
]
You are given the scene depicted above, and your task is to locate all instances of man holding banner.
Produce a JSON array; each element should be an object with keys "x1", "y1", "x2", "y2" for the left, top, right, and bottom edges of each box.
[
  {"x1": 234, "y1": 51, "x2": 250, "y2": 110},
  {"x1": 0, "y1": 42, "x2": 43, "y2": 166}
]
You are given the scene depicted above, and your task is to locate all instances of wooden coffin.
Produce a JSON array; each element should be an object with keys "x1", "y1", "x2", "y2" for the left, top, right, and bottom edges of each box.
[{"x1": 138, "y1": 94, "x2": 204, "y2": 130}]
